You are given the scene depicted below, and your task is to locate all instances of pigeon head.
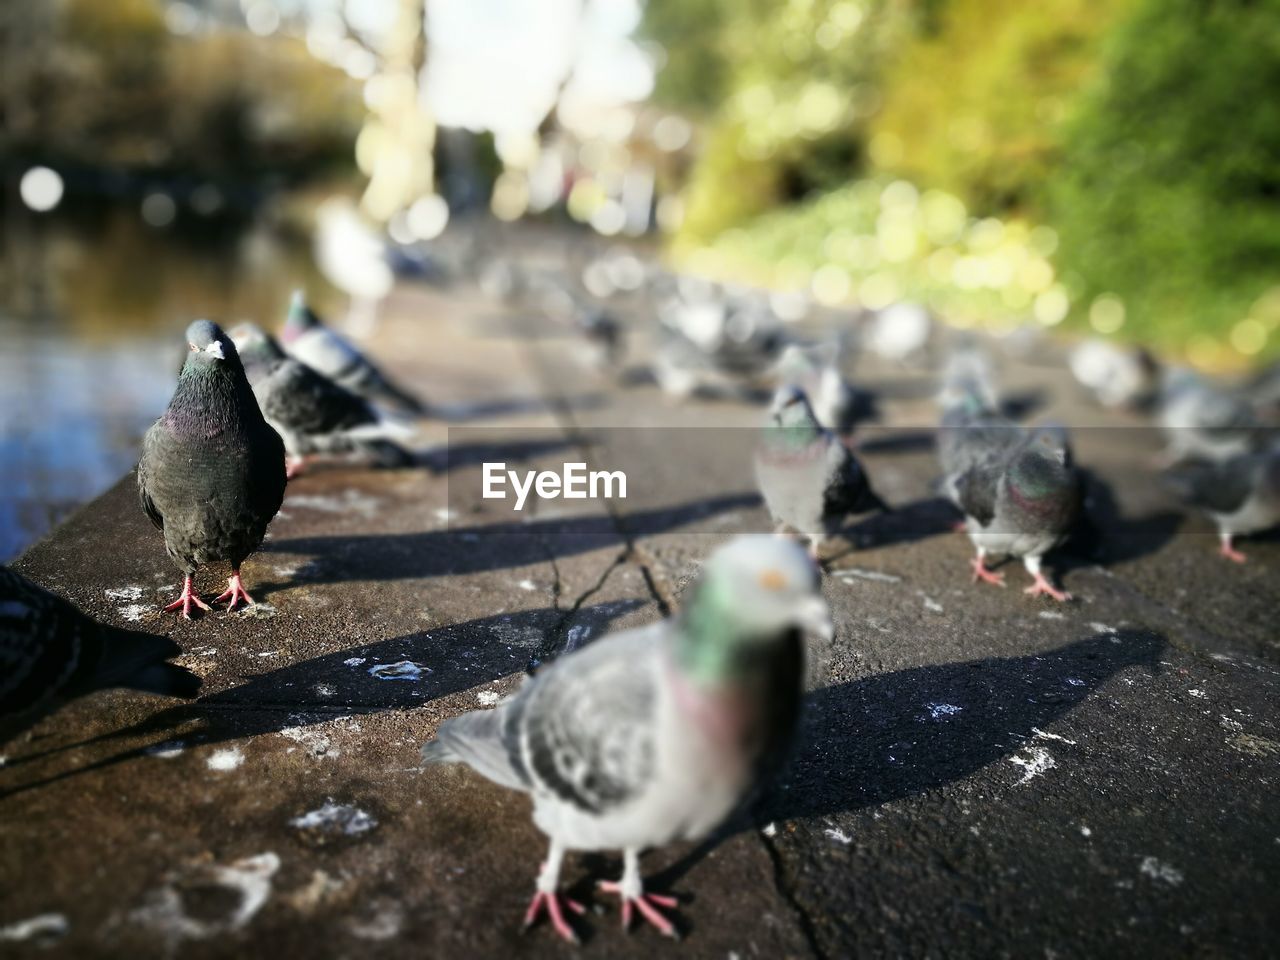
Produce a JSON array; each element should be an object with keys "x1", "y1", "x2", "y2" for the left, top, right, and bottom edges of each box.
[
  {"x1": 768, "y1": 384, "x2": 818, "y2": 428},
  {"x1": 227, "y1": 322, "x2": 286, "y2": 367},
  {"x1": 184, "y1": 320, "x2": 238, "y2": 368},
  {"x1": 1008, "y1": 433, "x2": 1078, "y2": 512},
  {"x1": 282, "y1": 291, "x2": 319, "y2": 341},
  {"x1": 677, "y1": 536, "x2": 831, "y2": 684}
]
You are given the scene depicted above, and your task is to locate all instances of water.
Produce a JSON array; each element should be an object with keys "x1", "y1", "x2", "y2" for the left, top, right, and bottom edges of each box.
[{"x1": 0, "y1": 204, "x2": 334, "y2": 562}]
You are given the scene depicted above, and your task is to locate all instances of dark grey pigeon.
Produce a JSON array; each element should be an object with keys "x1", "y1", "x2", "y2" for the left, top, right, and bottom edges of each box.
[
  {"x1": 1163, "y1": 444, "x2": 1280, "y2": 563},
  {"x1": 420, "y1": 536, "x2": 831, "y2": 942},
  {"x1": 229, "y1": 322, "x2": 413, "y2": 477},
  {"x1": 1, "y1": 567, "x2": 200, "y2": 743},
  {"x1": 1157, "y1": 367, "x2": 1263, "y2": 464},
  {"x1": 952, "y1": 426, "x2": 1082, "y2": 601},
  {"x1": 936, "y1": 340, "x2": 1015, "y2": 507},
  {"x1": 754, "y1": 385, "x2": 889, "y2": 559},
  {"x1": 137, "y1": 320, "x2": 287, "y2": 618},
  {"x1": 281, "y1": 292, "x2": 427, "y2": 415}
]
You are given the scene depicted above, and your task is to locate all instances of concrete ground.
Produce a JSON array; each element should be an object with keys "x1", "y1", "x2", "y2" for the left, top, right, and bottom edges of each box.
[{"x1": 2, "y1": 272, "x2": 1278, "y2": 958}]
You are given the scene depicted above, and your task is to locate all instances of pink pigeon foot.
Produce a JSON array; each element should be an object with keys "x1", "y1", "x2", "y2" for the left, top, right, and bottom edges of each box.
[
  {"x1": 1024, "y1": 572, "x2": 1072, "y2": 602},
  {"x1": 214, "y1": 570, "x2": 255, "y2": 611},
  {"x1": 285, "y1": 456, "x2": 308, "y2": 480},
  {"x1": 597, "y1": 881, "x2": 680, "y2": 938},
  {"x1": 162, "y1": 576, "x2": 212, "y2": 619},
  {"x1": 951, "y1": 519, "x2": 967, "y2": 533},
  {"x1": 970, "y1": 556, "x2": 1006, "y2": 587},
  {"x1": 1219, "y1": 539, "x2": 1247, "y2": 563},
  {"x1": 522, "y1": 890, "x2": 585, "y2": 943}
]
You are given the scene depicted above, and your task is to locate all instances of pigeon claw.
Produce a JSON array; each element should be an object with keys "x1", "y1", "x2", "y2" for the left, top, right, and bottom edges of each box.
[
  {"x1": 1024, "y1": 573, "x2": 1072, "y2": 602},
  {"x1": 970, "y1": 557, "x2": 1006, "y2": 587},
  {"x1": 522, "y1": 891, "x2": 584, "y2": 944},
  {"x1": 163, "y1": 577, "x2": 213, "y2": 619},
  {"x1": 597, "y1": 881, "x2": 680, "y2": 939},
  {"x1": 1219, "y1": 540, "x2": 1247, "y2": 564},
  {"x1": 215, "y1": 572, "x2": 256, "y2": 612}
]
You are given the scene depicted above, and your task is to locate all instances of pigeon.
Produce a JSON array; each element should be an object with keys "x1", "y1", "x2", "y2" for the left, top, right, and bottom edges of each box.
[
  {"x1": 1163, "y1": 444, "x2": 1280, "y2": 562},
  {"x1": 419, "y1": 535, "x2": 832, "y2": 942},
  {"x1": 865, "y1": 302, "x2": 932, "y2": 364},
  {"x1": 936, "y1": 345, "x2": 1017, "y2": 521},
  {"x1": 754, "y1": 385, "x2": 890, "y2": 559},
  {"x1": 229, "y1": 322, "x2": 414, "y2": 477},
  {"x1": 1, "y1": 566, "x2": 200, "y2": 743},
  {"x1": 137, "y1": 320, "x2": 287, "y2": 618},
  {"x1": 281, "y1": 292, "x2": 427, "y2": 415},
  {"x1": 951, "y1": 426, "x2": 1082, "y2": 601},
  {"x1": 1156, "y1": 367, "x2": 1262, "y2": 464},
  {"x1": 1067, "y1": 339, "x2": 1160, "y2": 412},
  {"x1": 773, "y1": 342, "x2": 877, "y2": 441},
  {"x1": 313, "y1": 196, "x2": 394, "y2": 337}
]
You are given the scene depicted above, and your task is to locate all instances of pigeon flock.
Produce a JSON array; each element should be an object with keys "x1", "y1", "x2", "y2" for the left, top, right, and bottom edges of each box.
[{"x1": 3, "y1": 234, "x2": 1280, "y2": 944}]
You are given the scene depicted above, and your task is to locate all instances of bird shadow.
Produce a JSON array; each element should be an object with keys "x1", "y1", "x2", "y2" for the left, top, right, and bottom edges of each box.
[
  {"x1": 855, "y1": 430, "x2": 936, "y2": 455},
  {"x1": 256, "y1": 493, "x2": 761, "y2": 589},
  {"x1": 428, "y1": 393, "x2": 605, "y2": 423},
  {"x1": 651, "y1": 629, "x2": 1167, "y2": 891},
  {"x1": 826, "y1": 496, "x2": 957, "y2": 560},
  {"x1": 0, "y1": 601, "x2": 645, "y2": 798},
  {"x1": 999, "y1": 389, "x2": 1047, "y2": 422},
  {"x1": 1059, "y1": 470, "x2": 1184, "y2": 570}
]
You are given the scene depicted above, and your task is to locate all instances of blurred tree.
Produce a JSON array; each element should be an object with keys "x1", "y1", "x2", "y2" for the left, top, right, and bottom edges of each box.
[
  {"x1": 1049, "y1": 0, "x2": 1280, "y2": 356},
  {"x1": 869, "y1": 0, "x2": 1134, "y2": 211}
]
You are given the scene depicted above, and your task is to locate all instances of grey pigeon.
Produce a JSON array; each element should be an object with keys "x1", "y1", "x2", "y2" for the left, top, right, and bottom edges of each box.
[
  {"x1": 229, "y1": 322, "x2": 413, "y2": 477},
  {"x1": 137, "y1": 320, "x2": 287, "y2": 618},
  {"x1": 773, "y1": 342, "x2": 876, "y2": 440},
  {"x1": 1, "y1": 567, "x2": 200, "y2": 743},
  {"x1": 1157, "y1": 367, "x2": 1262, "y2": 464},
  {"x1": 281, "y1": 292, "x2": 426, "y2": 415},
  {"x1": 420, "y1": 536, "x2": 832, "y2": 942},
  {"x1": 1068, "y1": 338, "x2": 1160, "y2": 411},
  {"x1": 936, "y1": 346, "x2": 1018, "y2": 523},
  {"x1": 754, "y1": 385, "x2": 889, "y2": 559},
  {"x1": 1163, "y1": 444, "x2": 1280, "y2": 562},
  {"x1": 951, "y1": 426, "x2": 1082, "y2": 601}
]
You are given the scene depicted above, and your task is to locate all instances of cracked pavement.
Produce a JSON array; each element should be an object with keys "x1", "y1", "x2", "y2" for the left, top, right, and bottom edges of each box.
[{"x1": 2, "y1": 274, "x2": 1278, "y2": 957}]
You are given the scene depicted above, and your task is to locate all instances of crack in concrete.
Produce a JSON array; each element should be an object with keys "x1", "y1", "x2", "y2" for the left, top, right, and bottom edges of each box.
[{"x1": 759, "y1": 829, "x2": 827, "y2": 960}]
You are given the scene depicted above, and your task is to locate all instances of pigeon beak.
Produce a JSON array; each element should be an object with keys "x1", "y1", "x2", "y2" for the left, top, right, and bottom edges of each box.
[
  {"x1": 204, "y1": 341, "x2": 225, "y2": 360},
  {"x1": 794, "y1": 595, "x2": 834, "y2": 643}
]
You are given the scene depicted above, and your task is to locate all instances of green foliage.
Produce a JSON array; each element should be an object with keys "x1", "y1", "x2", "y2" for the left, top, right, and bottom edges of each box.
[
  {"x1": 1048, "y1": 0, "x2": 1280, "y2": 358},
  {"x1": 869, "y1": 0, "x2": 1134, "y2": 210}
]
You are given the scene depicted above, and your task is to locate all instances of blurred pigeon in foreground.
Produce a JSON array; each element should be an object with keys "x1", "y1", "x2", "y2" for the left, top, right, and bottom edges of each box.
[
  {"x1": 230, "y1": 322, "x2": 413, "y2": 477},
  {"x1": 1068, "y1": 338, "x2": 1160, "y2": 411},
  {"x1": 773, "y1": 341, "x2": 876, "y2": 441},
  {"x1": 1157, "y1": 367, "x2": 1262, "y2": 464},
  {"x1": 1, "y1": 567, "x2": 200, "y2": 743},
  {"x1": 1163, "y1": 444, "x2": 1280, "y2": 562},
  {"x1": 951, "y1": 426, "x2": 1082, "y2": 601},
  {"x1": 755, "y1": 386, "x2": 889, "y2": 559},
  {"x1": 420, "y1": 536, "x2": 831, "y2": 942},
  {"x1": 282, "y1": 292, "x2": 427, "y2": 415},
  {"x1": 138, "y1": 320, "x2": 286, "y2": 618}
]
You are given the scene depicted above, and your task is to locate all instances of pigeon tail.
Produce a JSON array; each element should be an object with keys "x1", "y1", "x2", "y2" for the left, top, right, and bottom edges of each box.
[
  {"x1": 127, "y1": 662, "x2": 202, "y2": 699},
  {"x1": 419, "y1": 739, "x2": 458, "y2": 766},
  {"x1": 356, "y1": 438, "x2": 416, "y2": 469}
]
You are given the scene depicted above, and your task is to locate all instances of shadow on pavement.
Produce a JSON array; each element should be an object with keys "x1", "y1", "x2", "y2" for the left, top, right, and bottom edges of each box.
[
  {"x1": 0, "y1": 600, "x2": 644, "y2": 798},
  {"x1": 653, "y1": 629, "x2": 1167, "y2": 889},
  {"x1": 258, "y1": 493, "x2": 762, "y2": 588}
]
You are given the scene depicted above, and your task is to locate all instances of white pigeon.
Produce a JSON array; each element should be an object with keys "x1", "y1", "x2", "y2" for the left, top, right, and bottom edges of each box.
[
  {"x1": 866, "y1": 302, "x2": 932, "y2": 364},
  {"x1": 313, "y1": 196, "x2": 393, "y2": 337},
  {"x1": 419, "y1": 536, "x2": 832, "y2": 942},
  {"x1": 1068, "y1": 338, "x2": 1159, "y2": 410}
]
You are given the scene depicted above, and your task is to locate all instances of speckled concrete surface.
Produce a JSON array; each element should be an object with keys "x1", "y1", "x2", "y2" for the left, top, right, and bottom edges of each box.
[{"x1": 2, "y1": 278, "x2": 1278, "y2": 958}]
